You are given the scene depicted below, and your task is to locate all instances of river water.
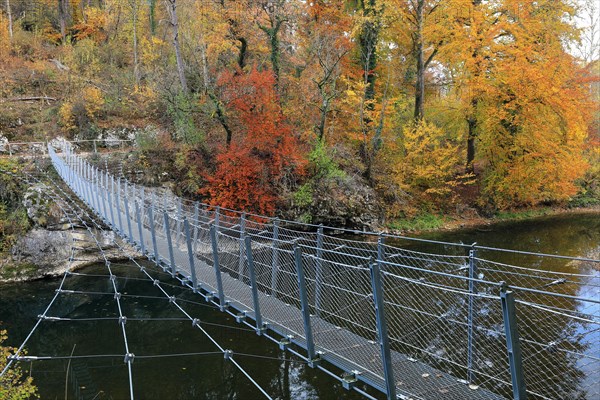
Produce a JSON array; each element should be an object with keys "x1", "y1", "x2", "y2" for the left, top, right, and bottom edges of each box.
[{"x1": 1, "y1": 212, "x2": 598, "y2": 399}]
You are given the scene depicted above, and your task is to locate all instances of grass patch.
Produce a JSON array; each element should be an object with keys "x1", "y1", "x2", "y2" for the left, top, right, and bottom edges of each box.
[
  {"x1": 0, "y1": 263, "x2": 38, "y2": 280},
  {"x1": 493, "y1": 207, "x2": 553, "y2": 221},
  {"x1": 388, "y1": 213, "x2": 447, "y2": 232}
]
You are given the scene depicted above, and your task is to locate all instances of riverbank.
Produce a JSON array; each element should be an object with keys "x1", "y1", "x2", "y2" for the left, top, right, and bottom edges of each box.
[{"x1": 385, "y1": 205, "x2": 600, "y2": 236}]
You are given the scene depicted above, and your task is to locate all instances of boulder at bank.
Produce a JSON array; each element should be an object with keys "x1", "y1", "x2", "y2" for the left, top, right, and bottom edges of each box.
[{"x1": 2, "y1": 227, "x2": 139, "y2": 282}]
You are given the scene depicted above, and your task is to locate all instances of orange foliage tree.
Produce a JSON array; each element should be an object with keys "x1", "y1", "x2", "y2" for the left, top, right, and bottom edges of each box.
[
  {"x1": 478, "y1": 0, "x2": 591, "y2": 208},
  {"x1": 202, "y1": 68, "x2": 306, "y2": 215}
]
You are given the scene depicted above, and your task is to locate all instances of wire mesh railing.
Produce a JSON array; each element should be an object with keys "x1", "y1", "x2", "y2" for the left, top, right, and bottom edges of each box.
[{"x1": 48, "y1": 142, "x2": 600, "y2": 400}]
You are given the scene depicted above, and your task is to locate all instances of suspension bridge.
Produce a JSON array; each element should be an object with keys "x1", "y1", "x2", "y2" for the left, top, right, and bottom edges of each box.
[{"x1": 1, "y1": 140, "x2": 599, "y2": 400}]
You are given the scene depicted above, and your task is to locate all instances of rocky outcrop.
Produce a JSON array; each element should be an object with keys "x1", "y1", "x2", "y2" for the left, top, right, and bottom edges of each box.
[
  {"x1": 0, "y1": 177, "x2": 140, "y2": 282},
  {"x1": 5, "y1": 228, "x2": 138, "y2": 281},
  {"x1": 284, "y1": 175, "x2": 382, "y2": 231}
]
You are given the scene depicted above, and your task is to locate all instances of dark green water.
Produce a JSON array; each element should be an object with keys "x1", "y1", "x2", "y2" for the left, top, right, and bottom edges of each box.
[
  {"x1": 0, "y1": 262, "x2": 366, "y2": 400},
  {"x1": 1, "y1": 212, "x2": 598, "y2": 399}
]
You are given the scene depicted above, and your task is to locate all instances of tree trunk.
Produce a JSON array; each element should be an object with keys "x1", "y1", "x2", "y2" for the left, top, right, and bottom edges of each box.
[
  {"x1": 360, "y1": 8, "x2": 377, "y2": 102},
  {"x1": 131, "y1": 0, "x2": 140, "y2": 86},
  {"x1": 237, "y1": 37, "x2": 247, "y2": 70},
  {"x1": 208, "y1": 92, "x2": 233, "y2": 146},
  {"x1": 58, "y1": 0, "x2": 69, "y2": 44},
  {"x1": 358, "y1": 0, "x2": 379, "y2": 181},
  {"x1": 5, "y1": 0, "x2": 12, "y2": 39},
  {"x1": 149, "y1": 0, "x2": 157, "y2": 35},
  {"x1": 166, "y1": 0, "x2": 188, "y2": 93},
  {"x1": 200, "y1": 41, "x2": 209, "y2": 92},
  {"x1": 466, "y1": 108, "x2": 477, "y2": 173},
  {"x1": 466, "y1": 0, "x2": 482, "y2": 173},
  {"x1": 413, "y1": 0, "x2": 425, "y2": 121},
  {"x1": 259, "y1": 21, "x2": 283, "y2": 91}
]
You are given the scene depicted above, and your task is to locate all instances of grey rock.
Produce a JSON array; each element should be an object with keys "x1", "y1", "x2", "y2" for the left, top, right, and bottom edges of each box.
[{"x1": 2, "y1": 227, "x2": 139, "y2": 282}]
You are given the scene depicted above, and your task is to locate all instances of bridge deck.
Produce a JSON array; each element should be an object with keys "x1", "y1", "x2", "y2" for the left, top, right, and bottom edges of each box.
[
  {"x1": 59, "y1": 151, "x2": 505, "y2": 400},
  {"x1": 128, "y1": 216, "x2": 504, "y2": 400}
]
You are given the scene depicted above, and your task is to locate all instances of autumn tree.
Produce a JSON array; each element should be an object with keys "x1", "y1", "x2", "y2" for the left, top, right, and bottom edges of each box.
[
  {"x1": 436, "y1": 0, "x2": 498, "y2": 173},
  {"x1": 478, "y1": 0, "x2": 591, "y2": 208},
  {"x1": 255, "y1": 0, "x2": 294, "y2": 92},
  {"x1": 204, "y1": 68, "x2": 305, "y2": 214},
  {"x1": 303, "y1": 1, "x2": 351, "y2": 142}
]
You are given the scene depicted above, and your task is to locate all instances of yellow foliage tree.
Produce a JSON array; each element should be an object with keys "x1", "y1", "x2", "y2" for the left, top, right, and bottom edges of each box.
[
  {"x1": 58, "y1": 101, "x2": 76, "y2": 133},
  {"x1": 0, "y1": 329, "x2": 39, "y2": 400},
  {"x1": 83, "y1": 87, "x2": 104, "y2": 119},
  {"x1": 477, "y1": 0, "x2": 591, "y2": 209},
  {"x1": 0, "y1": 14, "x2": 10, "y2": 59},
  {"x1": 384, "y1": 120, "x2": 472, "y2": 210}
]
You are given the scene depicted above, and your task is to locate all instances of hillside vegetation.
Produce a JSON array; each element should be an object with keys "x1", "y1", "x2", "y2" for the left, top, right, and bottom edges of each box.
[{"x1": 0, "y1": 0, "x2": 598, "y2": 228}]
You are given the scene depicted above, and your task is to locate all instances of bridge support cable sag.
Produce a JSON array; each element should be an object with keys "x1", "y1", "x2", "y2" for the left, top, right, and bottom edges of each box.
[
  {"x1": 54, "y1": 146, "x2": 137, "y2": 400},
  {"x1": 44, "y1": 149, "x2": 275, "y2": 399},
  {"x1": 0, "y1": 165, "x2": 134, "y2": 400}
]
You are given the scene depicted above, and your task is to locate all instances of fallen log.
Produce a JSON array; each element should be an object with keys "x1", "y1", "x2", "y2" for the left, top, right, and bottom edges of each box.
[{"x1": 3, "y1": 96, "x2": 57, "y2": 102}]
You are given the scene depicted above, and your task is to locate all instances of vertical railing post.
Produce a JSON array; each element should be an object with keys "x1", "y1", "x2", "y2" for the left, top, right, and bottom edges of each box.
[
  {"x1": 89, "y1": 165, "x2": 94, "y2": 209},
  {"x1": 90, "y1": 166, "x2": 96, "y2": 212},
  {"x1": 108, "y1": 191, "x2": 116, "y2": 229},
  {"x1": 270, "y1": 218, "x2": 280, "y2": 296},
  {"x1": 377, "y1": 234, "x2": 385, "y2": 261},
  {"x1": 214, "y1": 206, "x2": 220, "y2": 231},
  {"x1": 93, "y1": 139, "x2": 97, "y2": 153},
  {"x1": 140, "y1": 187, "x2": 145, "y2": 222},
  {"x1": 176, "y1": 198, "x2": 183, "y2": 245},
  {"x1": 163, "y1": 212, "x2": 177, "y2": 278},
  {"x1": 500, "y1": 282, "x2": 527, "y2": 400},
  {"x1": 135, "y1": 201, "x2": 145, "y2": 254},
  {"x1": 245, "y1": 236, "x2": 263, "y2": 334},
  {"x1": 116, "y1": 179, "x2": 124, "y2": 234},
  {"x1": 97, "y1": 168, "x2": 103, "y2": 216},
  {"x1": 195, "y1": 208, "x2": 207, "y2": 253},
  {"x1": 271, "y1": 218, "x2": 279, "y2": 297},
  {"x1": 370, "y1": 257, "x2": 396, "y2": 400},
  {"x1": 238, "y1": 212, "x2": 247, "y2": 280},
  {"x1": 95, "y1": 167, "x2": 101, "y2": 213},
  {"x1": 86, "y1": 165, "x2": 93, "y2": 207},
  {"x1": 468, "y1": 243, "x2": 478, "y2": 384},
  {"x1": 92, "y1": 167, "x2": 98, "y2": 212},
  {"x1": 210, "y1": 225, "x2": 226, "y2": 311},
  {"x1": 109, "y1": 176, "x2": 115, "y2": 227},
  {"x1": 315, "y1": 224, "x2": 324, "y2": 316},
  {"x1": 193, "y1": 202, "x2": 199, "y2": 249},
  {"x1": 124, "y1": 197, "x2": 134, "y2": 244},
  {"x1": 101, "y1": 172, "x2": 109, "y2": 222},
  {"x1": 184, "y1": 218, "x2": 197, "y2": 292},
  {"x1": 294, "y1": 244, "x2": 317, "y2": 366},
  {"x1": 148, "y1": 205, "x2": 159, "y2": 265}
]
